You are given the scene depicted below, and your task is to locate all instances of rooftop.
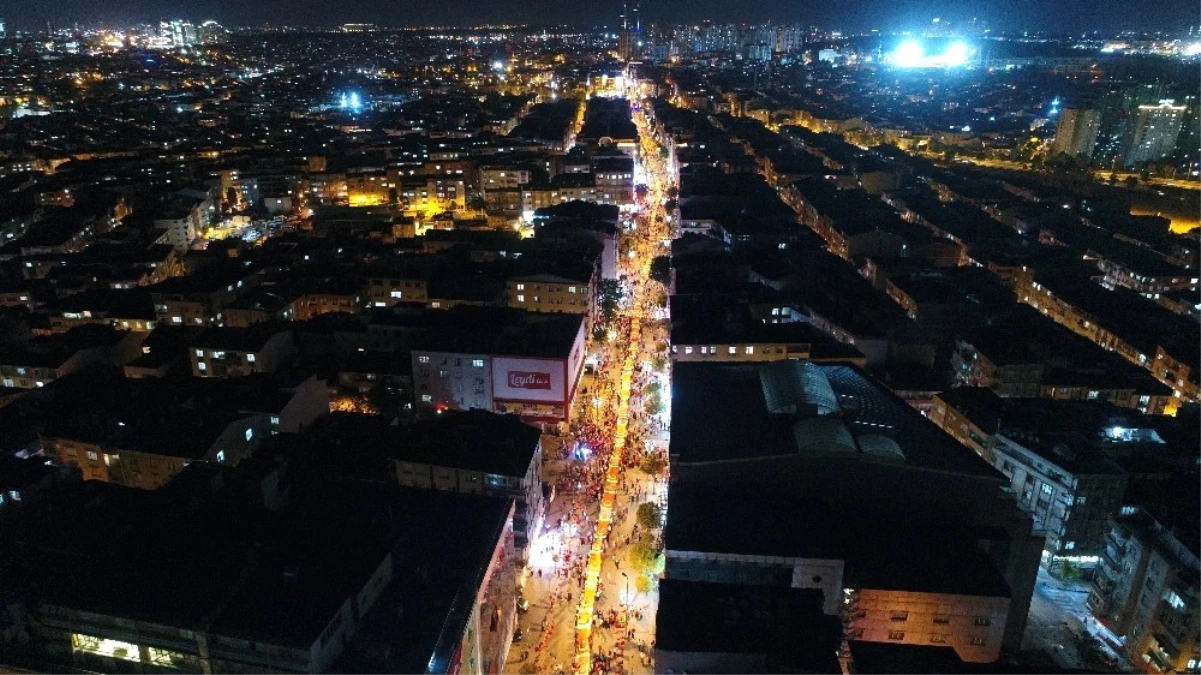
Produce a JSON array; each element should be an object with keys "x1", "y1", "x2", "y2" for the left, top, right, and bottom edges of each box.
[
  {"x1": 670, "y1": 361, "x2": 997, "y2": 478},
  {"x1": 655, "y1": 578, "x2": 841, "y2": 671}
]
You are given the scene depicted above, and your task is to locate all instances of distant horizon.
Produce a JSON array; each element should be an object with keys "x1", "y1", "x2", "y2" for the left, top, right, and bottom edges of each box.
[{"x1": 1, "y1": 0, "x2": 1196, "y2": 36}]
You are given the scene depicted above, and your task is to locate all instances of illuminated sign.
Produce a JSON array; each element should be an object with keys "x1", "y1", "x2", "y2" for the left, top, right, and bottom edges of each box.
[
  {"x1": 508, "y1": 371, "x2": 552, "y2": 390},
  {"x1": 493, "y1": 357, "x2": 565, "y2": 403}
]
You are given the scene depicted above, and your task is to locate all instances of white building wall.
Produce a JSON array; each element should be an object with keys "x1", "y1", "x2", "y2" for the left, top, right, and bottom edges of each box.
[{"x1": 852, "y1": 588, "x2": 1009, "y2": 663}]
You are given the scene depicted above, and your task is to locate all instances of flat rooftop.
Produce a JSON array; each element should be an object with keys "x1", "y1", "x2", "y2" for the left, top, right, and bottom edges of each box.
[{"x1": 669, "y1": 361, "x2": 997, "y2": 478}]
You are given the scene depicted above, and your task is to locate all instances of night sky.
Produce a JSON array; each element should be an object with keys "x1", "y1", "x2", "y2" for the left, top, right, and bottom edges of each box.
[{"x1": 0, "y1": 0, "x2": 1195, "y2": 33}]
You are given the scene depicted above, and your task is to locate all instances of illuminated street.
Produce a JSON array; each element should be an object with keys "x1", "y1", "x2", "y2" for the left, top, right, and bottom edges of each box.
[
  {"x1": 1, "y1": 8, "x2": 1196, "y2": 675},
  {"x1": 503, "y1": 89, "x2": 675, "y2": 675}
]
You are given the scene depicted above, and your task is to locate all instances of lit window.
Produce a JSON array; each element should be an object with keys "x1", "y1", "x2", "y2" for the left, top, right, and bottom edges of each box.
[
  {"x1": 391, "y1": 290, "x2": 403, "y2": 299},
  {"x1": 728, "y1": 346, "x2": 736, "y2": 354},
  {"x1": 418, "y1": 356, "x2": 430, "y2": 364},
  {"x1": 195, "y1": 349, "x2": 204, "y2": 357},
  {"x1": 198, "y1": 362, "x2": 207, "y2": 371},
  {"x1": 517, "y1": 294, "x2": 525, "y2": 303},
  {"x1": 217, "y1": 450, "x2": 226, "y2": 463},
  {"x1": 87, "y1": 451, "x2": 99, "y2": 461},
  {"x1": 745, "y1": 346, "x2": 754, "y2": 355},
  {"x1": 246, "y1": 354, "x2": 256, "y2": 363},
  {"x1": 270, "y1": 416, "x2": 280, "y2": 426},
  {"x1": 685, "y1": 346, "x2": 693, "y2": 354},
  {"x1": 772, "y1": 308, "x2": 780, "y2": 316},
  {"x1": 1065, "y1": 541, "x2": 1075, "y2": 550},
  {"x1": 72, "y1": 634, "x2": 141, "y2": 662},
  {"x1": 245, "y1": 428, "x2": 254, "y2": 441},
  {"x1": 517, "y1": 283, "x2": 525, "y2": 290},
  {"x1": 569, "y1": 286, "x2": 577, "y2": 294},
  {"x1": 1166, "y1": 591, "x2": 1186, "y2": 610},
  {"x1": 422, "y1": 394, "x2": 433, "y2": 403},
  {"x1": 473, "y1": 359, "x2": 484, "y2": 367}
]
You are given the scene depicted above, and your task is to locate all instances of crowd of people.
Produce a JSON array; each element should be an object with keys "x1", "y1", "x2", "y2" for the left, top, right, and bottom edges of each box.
[{"x1": 521, "y1": 111, "x2": 675, "y2": 674}]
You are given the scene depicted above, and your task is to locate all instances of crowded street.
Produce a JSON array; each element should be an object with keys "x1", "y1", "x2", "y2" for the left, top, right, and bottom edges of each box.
[{"x1": 505, "y1": 91, "x2": 676, "y2": 675}]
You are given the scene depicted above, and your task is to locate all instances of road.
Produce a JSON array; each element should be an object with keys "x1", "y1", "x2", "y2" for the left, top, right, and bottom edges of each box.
[
  {"x1": 947, "y1": 156, "x2": 1201, "y2": 191},
  {"x1": 504, "y1": 93, "x2": 676, "y2": 675},
  {"x1": 1022, "y1": 568, "x2": 1131, "y2": 673}
]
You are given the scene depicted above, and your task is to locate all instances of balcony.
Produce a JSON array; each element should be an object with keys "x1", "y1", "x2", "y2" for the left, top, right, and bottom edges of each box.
[
  {"x1": 1105, "y1": 531, "x2": 1128, "y2": 556},
  {"x1": 1102, "y1": 545, "x2": 1123, "y2": 570}
]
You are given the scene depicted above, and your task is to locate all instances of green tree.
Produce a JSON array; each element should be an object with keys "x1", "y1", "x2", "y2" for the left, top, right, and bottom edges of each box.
[
  {"x1": 598, "y1": 279, "x2": 622, "y2": 326},
  {"x1": 637, "y1": 502, "x2": 663, "y2": 530},
  {"x1": 645, "y1": 393, "x2": 663, "y2": 417},
  {"x1": 631, "y1": 539, "x2": 665, "y2": 576},
  {"x1": 641, "y1": 455, "x2": 667, "y2": 476}
]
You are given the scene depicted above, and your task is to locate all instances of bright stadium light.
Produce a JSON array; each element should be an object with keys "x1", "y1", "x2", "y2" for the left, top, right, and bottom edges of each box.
[
  {"x1": 944, "y1": 42, "x2": 969, "y2": 66},
  {"x1": 894, "y1": 40, "x2": 924, "y2": 67}
]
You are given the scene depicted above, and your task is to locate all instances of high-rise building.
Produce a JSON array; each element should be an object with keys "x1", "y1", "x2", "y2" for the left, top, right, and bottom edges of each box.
[
  {"x1": 618, "y1": 0, "x2": 641, "y2": 62},
  {"x1": 1124, "y1": 100, "x2": 1186, "y2": 166},
  {"x1": 1173, "y1": 101, "x2": 1200, "y2": 173},
  {"x1": 1051, "y1": 108, "x2": 1102, "y2": 158},
  {"x1": 0, "y1": 19, "x2": 7, "y2": 40}
]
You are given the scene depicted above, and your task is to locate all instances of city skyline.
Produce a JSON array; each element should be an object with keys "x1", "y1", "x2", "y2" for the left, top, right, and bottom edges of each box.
[{"x1": 1, "y1": 0, "x2": 1197, "y2": 34}]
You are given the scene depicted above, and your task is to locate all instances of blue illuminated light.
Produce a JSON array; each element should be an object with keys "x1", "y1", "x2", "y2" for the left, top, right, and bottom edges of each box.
[{"x1": 890, "y1": 40, "x2": 974, "y2": 68}]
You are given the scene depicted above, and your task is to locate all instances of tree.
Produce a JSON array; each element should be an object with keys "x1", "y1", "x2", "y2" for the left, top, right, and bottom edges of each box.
[
  {"x1": 631, "y1": 539, "x2": 665, "y2": 576},
  {"x1": 644, "y1": 381, "x2": 662, "y2": 399},
  {"x1": 634, "y1": 573, "x2": 654, "y2": 594},
  {"x1": 1124, "y1": 176, "x2": 1139, "y2": 189},
  {"x1": 637, "y1": 502, "x2": 663, "y2": 530},
  {"x1": 649, "y1": 256, "x2": 671, "y2": 286},
  {"x1": 645, "y1": 393, "x2": 663, "y2": 417},
  {"x1": 641, "y1": 455, "x2": 667, "y2": 476},
  {"x1": 598, "y1": 279, "x2": 622, "y2": 326}
]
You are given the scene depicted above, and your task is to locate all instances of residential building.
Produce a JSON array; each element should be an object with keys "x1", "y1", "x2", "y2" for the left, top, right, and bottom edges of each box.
[
  {"x1": 188, "y1": 325, "x2": 296, "y2": 378},
  {"x1": 1088, "y1": 505, "x2": 1200, "y2": 674},
  {"x1": 1052, "y1": 108, "x2": 1102, "y2": 159},
  {"x1": 1125, "y1": 101, "x2": 1187, "y2": 167}
]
